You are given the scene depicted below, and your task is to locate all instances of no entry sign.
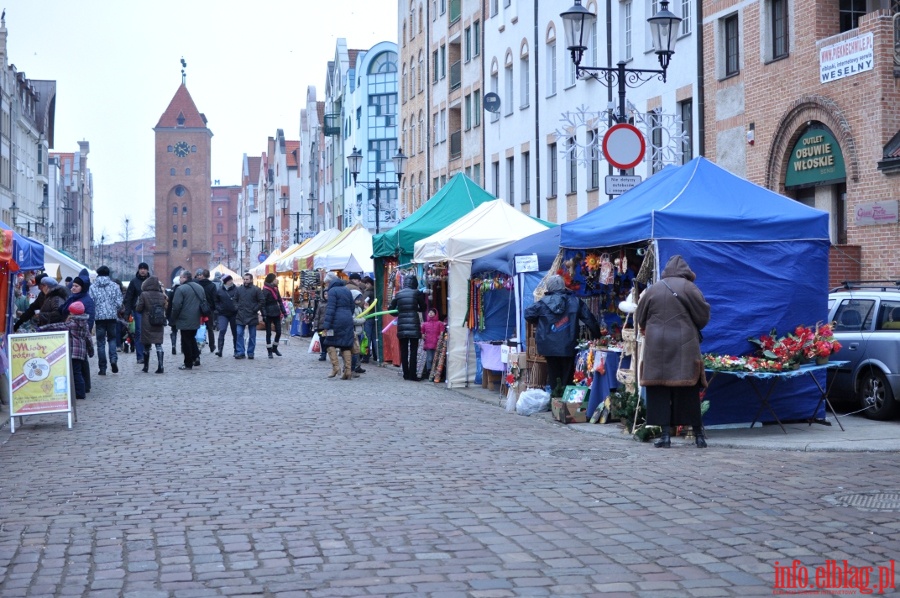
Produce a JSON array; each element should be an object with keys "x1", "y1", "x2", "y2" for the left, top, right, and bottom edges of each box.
[{"x1": 602, "y1": 123, "x2": 646, "y2": 170}]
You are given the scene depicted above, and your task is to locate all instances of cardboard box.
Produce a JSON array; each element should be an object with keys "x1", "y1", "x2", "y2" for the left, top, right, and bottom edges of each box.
[{"x1": 552, "y1": 398, "x2": 589, "y2": 424}]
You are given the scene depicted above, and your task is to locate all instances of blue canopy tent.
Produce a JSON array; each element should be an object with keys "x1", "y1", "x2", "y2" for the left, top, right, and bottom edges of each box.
[
  {"x1": 560, "y1": 157, "x2": 831, "y2": 426},
  {"x1": 1, "y1": 220, "x2": 44, "y2": 343}
]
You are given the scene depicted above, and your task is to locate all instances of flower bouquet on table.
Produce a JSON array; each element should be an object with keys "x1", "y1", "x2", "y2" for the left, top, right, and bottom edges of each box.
[
  {"x1": 805, "y1": 322, "x2": 842, "y2": 364},
  {"x1": 703, "y1": 353, "x2": 787, "y2": 373}
]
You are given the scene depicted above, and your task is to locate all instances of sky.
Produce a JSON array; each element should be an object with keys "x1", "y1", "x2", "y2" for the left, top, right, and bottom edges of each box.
[{"x1": 6, "y1": 0, "x2": 397, "y2": 244}]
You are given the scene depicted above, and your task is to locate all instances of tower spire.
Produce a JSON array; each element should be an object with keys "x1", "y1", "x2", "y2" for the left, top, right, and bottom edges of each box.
[{"x1": 180, "y1": 57, "x2": 187, "y2": 85}]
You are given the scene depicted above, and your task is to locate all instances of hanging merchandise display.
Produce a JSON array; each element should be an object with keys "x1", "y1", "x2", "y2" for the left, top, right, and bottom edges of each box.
[{"x1": 430, "y1": 331, "x2": 448, "y2": 383}]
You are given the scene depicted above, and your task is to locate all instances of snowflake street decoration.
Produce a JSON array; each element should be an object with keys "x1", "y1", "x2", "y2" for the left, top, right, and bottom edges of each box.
[{"x1": 556, "y1": 103, "x2": 688, "y2": 169}]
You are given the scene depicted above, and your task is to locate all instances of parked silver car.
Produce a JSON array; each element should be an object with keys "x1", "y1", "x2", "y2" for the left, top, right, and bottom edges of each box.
[{"x1": 827, "y1": 283, "x2": 900, "y2": 420}]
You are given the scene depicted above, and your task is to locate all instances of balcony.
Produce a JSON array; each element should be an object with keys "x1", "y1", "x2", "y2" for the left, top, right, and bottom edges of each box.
[
  {"x1": 324, "y1": 113, "x2": 341, "y2": 137},
  {"x1": 450, "y1": 130, "x2": 462, "y2": 160},
  {"x1": 450, "y1": 60, "x2": 462, "y2": 91}
]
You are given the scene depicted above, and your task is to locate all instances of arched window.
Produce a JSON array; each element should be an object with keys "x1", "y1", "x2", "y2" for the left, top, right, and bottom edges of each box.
[
  {"x1": 175, "y1": 185, "x2": 186, "y2": 197},
  {"x1": 402, "y1": 64, "x2": 408, "y2": 102},
  {"x1": 182, "y1": 224, "x2": 188, "y2": 233},
  {"x1": 172, "y1": 205, "x2": 177, "y2": 215},
  {"x1": 216, "y1": 223, "x2": 223, "y2": 234},
  {"x1": 182, "y1": 239, "x2": 187, "y2": 248},
  {"x1": 182, "y1": 205, "x2": 188, "y2": 214},
  {"x1": 173, "y1": 239, "x2": 177, "y2": 248},
  {"x1": 418, "y1": 111, "x2": 424, "y2": 152},
  {"x1": 418, "y1": 51, "x2": 424, "y2": 92},
  {"x1": 185, "y1": 168, "x2": 191, "y2": 176},
  {"x1": 368, "y1": 51, "x2": 398, "y2": 74},
  {"x1": 172, "y1": 225, "x2": 177, "y2": 233},
  {"x1": 170, "y1": 168, "x2": 175, "y2": 176}
]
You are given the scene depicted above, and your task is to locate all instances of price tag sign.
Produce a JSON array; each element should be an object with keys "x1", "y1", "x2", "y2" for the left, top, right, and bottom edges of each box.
[
  {"x1": 500, "y1": 345, "x2": 510, "y2": 364},
  {"x1": 514, "y1": 253, "x2": 539, "y2": 274}
]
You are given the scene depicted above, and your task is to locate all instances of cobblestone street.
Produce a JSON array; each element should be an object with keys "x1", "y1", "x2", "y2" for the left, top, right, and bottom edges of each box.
[{"x1": 0, "y1": 343, "x2": 898, "y2": 597}]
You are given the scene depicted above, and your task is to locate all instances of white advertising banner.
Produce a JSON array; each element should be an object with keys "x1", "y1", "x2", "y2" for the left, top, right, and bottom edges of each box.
[{"x1": 820, "y1": 32, "x2": 874, "y2": 84}]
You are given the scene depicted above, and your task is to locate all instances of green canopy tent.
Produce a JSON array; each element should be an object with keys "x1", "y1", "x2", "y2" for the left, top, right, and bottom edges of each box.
[{"x1": 371, "y1": 173, "x2": 495, "y2": 364}]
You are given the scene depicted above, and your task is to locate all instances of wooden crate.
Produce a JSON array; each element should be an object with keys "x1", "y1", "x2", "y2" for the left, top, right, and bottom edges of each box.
[{"x1": 524, "y1": 359, "x2": 548, "y2": 389}]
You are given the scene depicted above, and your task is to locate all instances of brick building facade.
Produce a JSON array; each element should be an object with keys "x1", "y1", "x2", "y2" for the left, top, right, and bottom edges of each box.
[
  {"x1": 153, "y1": 84, "x2": 213, "y2": 284},
  {"x1": 704, "y1": 2, "x2": 900, "y2": 284}
]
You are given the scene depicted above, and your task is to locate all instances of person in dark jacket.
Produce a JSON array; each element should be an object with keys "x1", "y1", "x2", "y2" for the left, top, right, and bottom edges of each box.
[
  {"x1": 61, "y1": 269, "x2": 96, "y2": 394},
  {"x1": 388, "y1": 274, "x2": 428, "y2": 381},
  {"x1": 194, "y1": 268, "x2": 218, "y2": 354},
  {"x1": 321, "y1": 272, "x2": 356, "y2": 379},
  {"x1": 635, "y1": 254, "x2": 711, "y2": 449},
  {"x1": 14, "y1": 272, "x2": 47, "y2": 331},
  {"x1": 214, "y1": 275, "x2": 239, "y2": 357},
  {"x1": 524, "y1": 274, "x2": 601, "y2": 398},
  {"x1": 170, "y1": 270, "x2": 204, "y2": 370},
  {"x1": 34, "y1": 277, "x2": 69, "y2": 327},
  {"x1": 262, "y1": 273, "x2": 288, "y2": 358},
  {"x1": 134, "y1": 276, "x2": 168, "y2": 374},
  {"x1": 123, "y1": 262, "x2": 151, "y2": 363},
  {"x1": 38, "y1": 301, "x2": 93, "y2": 401},
  {"x1": 233, "y1": 273, "x2": 264, "y2": 359}
]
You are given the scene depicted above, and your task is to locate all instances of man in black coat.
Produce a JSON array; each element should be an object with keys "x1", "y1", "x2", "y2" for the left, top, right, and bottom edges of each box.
[
  {"x1": 214, "y1": 275, "x2": 239, "y2": 357},
  {"x1": 194, "y1": 268, "x2": 218, "y2": 354},
  {"x1": 388, "y1": 275, "x2": 428, "y2": 381},
  {"x1": 233, "y1": 273, "x2": 264, "y2": 359},
  {"x1": 123, "y1": 262, "x2": 151, "y2": 363}
]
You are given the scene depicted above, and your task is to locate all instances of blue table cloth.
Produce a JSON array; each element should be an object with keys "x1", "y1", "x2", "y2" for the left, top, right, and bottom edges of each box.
[{"x1": 587, "y1": 349, "x2": 628, "y2": 419}]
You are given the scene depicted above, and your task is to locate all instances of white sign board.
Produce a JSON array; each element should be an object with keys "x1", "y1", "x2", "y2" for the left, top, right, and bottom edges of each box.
[
  {"x1": 605, "y1": 175, "x2": 643, "y2": 195},
  {"x1": 820, "y1": 32, "x2": 874, "y2": 84},
  {"x1": 855, "y1": 200, "x2": 899, "y2": 226},
  {"x1": 514, "y1": 253, "x2": 539, "y2": 273}
]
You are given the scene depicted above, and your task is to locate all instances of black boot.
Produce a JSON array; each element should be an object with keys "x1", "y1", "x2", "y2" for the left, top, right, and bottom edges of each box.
[
  {"x1": 272, "y1": 343, "x2": 282, "y2": 356},
  {"x1": 267, "y1": 345, "x2": 274, "y2": 359},
  {"x1": 694, "y1": 426, "x2": 707, "y2": 448},
  {"x1": 155, "y1": 350, "x2": 164, "y2": 374},
  {"x1": 654, "y1": 430, "x2": 672, "y2": 448},
  {"x1": 141, "y1": 353, "x2": 149, "y2": 373}
]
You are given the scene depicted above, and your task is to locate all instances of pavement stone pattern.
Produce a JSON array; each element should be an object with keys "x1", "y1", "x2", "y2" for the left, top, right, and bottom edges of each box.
[{"x1": 0, "y1": 340, "x2": 898, "y2": 597}]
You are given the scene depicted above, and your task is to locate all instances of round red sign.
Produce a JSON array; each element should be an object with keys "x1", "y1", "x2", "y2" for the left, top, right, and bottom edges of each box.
[{"x1": 602, "y1": 123, "x2": 646, "y2": 170}]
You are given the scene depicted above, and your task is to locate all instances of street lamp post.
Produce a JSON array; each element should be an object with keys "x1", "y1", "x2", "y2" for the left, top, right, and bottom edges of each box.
[
  {"x1": 347, "y1": 147, "x2": 407, "y2": 234},
  {"x1": 248, "y1": 226, "x2": 267, "y2": 263},
  {"x1": 560, "y1": 0, "x2": 681, "y2": 123},
  {"x1": 124, "y1": 218, "x2": 130, "y2": 273},
  {"x1": 280, "y1": 196, "x2": 312, "y2": 244},
  {"x1": 100, "y1": 234, "x2": 105, "y2": 265}
]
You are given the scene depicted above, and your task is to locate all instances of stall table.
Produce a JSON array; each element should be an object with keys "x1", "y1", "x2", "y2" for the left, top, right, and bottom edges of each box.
[
  {"x1": 705, "y1": 361, "x2": 848, "y2": 433},
  {"x1": 587, "y1": 348, "x2": 629, "y2": 420}
]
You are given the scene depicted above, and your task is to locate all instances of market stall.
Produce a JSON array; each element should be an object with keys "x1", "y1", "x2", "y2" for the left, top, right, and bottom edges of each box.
[
  {"x1": 413, "y1": 199, "x2": 551, "y2": 388},
  {"x1": 313, "y1": 225, "x2": 374, "y2": 273},
  {"x1": 42, "y1": 244, "x2": 94, "y2": 282},
  {"x1": 372, "y1": 173, "x2": 495, "y2": 365},
  {"x1": 560, "y1": 156, "x2": 831, "y2": 426}
]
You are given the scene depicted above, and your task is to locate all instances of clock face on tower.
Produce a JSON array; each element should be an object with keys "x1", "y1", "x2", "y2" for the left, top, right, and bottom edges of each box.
[{"x1": 174, "y1": 141, "x2": 190, "y2": 158}]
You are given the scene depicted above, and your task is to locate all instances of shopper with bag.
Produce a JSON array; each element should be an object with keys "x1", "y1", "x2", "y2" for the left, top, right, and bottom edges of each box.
[
  {"x1": 388, "y1": 274, "x2": 428, "y2": 381},
  {"x1": 170, "y1": 270, "x2": 204, "y2": 370},
  {"x1": 134, "y1": 276, "x2": 167, "y2": 373},
  {"x1": 321, "y1": 272, "x2": 356, "y2": 380},
  {"x1": 262, "y1": 273, "x2": 288, "y2": 358},
  {"x1": 635, "y1": 254, "x2": 710, "y2": 448}
]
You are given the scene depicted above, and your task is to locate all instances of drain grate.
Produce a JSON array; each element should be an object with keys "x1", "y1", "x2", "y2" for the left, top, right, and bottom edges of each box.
[
  {"x1": 826, "y1": 491, "x2": 900, "y2": 512},
  {"x1": 549, "y1": 449, "x2": 628, "y2": 461}
]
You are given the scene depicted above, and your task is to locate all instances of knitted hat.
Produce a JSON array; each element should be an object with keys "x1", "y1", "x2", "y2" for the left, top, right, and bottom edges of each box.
[
  {"x1": 72, "y1": 276, "x2": 87, "y2": 288},
  {"x1": 348, "y1": 272, "x2": 362, "y2": 281},
  {"x1": 68, "y1": 301, "x2": 85, "y2": 315},
  {"x1": 40, "y1": 277, "x2": 58, "y2": 288},
  {"x1": 96, "y1": 265, "x2": 111, "y2": 276},
  {"x1": 264, "y1": 273, "x2": 276, "y2": 284},
  {"x1": 223, "y1": 275, "x2": 233, "y2": 283},
  {"x1": 138, "y1": 262, "x2": 150, "y2": 271}
]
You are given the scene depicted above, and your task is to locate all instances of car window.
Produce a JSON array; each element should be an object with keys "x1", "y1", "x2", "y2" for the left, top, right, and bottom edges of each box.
[
  {"x1": 878, "y1": 301, "x2": 900, "y2": 330},
  {"x1": 833, "y1": 299, "x2": 875, "y2": 332}
]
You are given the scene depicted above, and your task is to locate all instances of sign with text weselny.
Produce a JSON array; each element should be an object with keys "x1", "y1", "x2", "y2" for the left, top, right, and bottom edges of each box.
[{"x1": 820, "y1": 32, "x2": 873, "y2": 84}]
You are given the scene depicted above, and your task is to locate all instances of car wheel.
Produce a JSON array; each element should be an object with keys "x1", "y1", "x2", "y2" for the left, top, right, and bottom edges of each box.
[{"x1": 858, "y1": 366, "x2": 898, "y2": 420}]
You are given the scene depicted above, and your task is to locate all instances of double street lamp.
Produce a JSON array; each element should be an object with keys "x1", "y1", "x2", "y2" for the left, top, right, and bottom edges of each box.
[
  {"x1": 560, "y1": 0, "x2": 681, "y2": 124},
  {"x1": 248, "y1": 225, "x2": 268, "y2": 262},
  {"x1": 347, "y1": 147, "x2": 408, "y2": 234},
  {"x1": 280, "y1": 195, "x2": 314, "y2": 245}
]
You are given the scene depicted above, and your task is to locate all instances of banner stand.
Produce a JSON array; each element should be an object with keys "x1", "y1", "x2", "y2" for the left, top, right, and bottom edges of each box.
[{"x1": 7, "y1": 332, "x2": 75, "y2": 432}]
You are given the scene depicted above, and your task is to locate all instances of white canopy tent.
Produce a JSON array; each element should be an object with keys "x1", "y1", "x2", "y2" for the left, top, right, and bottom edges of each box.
[
  {"x1": 413, "y1": 199, "x2": 551, "y2": 388},
  {"x1": 313, "y1": 226, "x2": 374, "y2": 273},
  {"x1": 274, "y1": 229, "x2": 341, "y2": 272},
  {"x1": 248, "y1": 248, "x2": 283, "y2": 277},
  {"x1": 43, "y1": 244, "x2": 95, "y2": 281}
]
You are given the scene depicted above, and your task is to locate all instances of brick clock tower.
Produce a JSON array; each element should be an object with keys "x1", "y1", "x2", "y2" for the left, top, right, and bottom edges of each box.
[{"x1": 153, "y1": 84, "x2": 213, "y2": 285}]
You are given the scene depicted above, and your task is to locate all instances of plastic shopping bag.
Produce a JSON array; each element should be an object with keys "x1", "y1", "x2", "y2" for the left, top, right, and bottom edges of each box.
[
  {"x1": 195, "y1": 325, "x2": 207, "y2": 345},
  {"x1": 516, "y1": 389, "x2": 551, "y2": 416},
  {"x1": 309, "y1": 332, "x2": 321, "y2": 353}
]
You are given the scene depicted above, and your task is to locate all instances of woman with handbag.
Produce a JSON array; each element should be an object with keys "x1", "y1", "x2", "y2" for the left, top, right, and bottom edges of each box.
[
  {"x1": 635, "y1": 255, "x2": 711, "y2": 448},
  {"x1": 262, "y1": 273, "x2": 288, "y2": 358}
]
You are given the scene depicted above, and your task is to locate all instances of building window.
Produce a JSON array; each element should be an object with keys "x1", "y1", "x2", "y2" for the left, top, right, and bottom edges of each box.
[
  {"x1": 433, "y1": 50, "x2": 439, "y2": 83},
  {"x1": 465, "y1": 27, "x2": 472, "y2": 62},
  {"x1": 567, "y1": 137, "x2": 577, "y2": 193},
  {"x1": 433, "y1": 113, "x2": 440, "y2": 145},
  {"x1": 505, "y1": 62, "x2": 514, "y2": 115},
  {"x1": 183, "y1": 205, "x2": 188, "y2": 214},
  {"x1": 724, "y1": 14, "x2": 740, "y2": 76},
  {"x1": 473, "y1": 163, "x2": 482, "y2": 186},
  {"x1": 492, "y1": 160, "x2": 500, "y2": 196},
  {"x1": 418, "y1": 51, "x2": 424, "y2": 91},
  {"x1": 172, "y1": 224, "x2": 178, "y2": 233},
  {"x1": 547, "y1": 41, "x2": 557, "y2": 96},
  {"x1": 491, "y1": 0, "x2": 499, "y2": 17},
  {"x1": 217, "y1": 207, "x2": 223, "y2": 216},
  {"x1": 465, "y1": 94, "x2": 472, "y2": 130},
  {"x1": 217, "y1": 223, "x2": 223, "y2": 234},
  {"x1": 172, "y1": 206, "x2": 178, "y2": 215},
  {"x1": 522, "y1": 151, "x2": 531, "y2": 203},
  {"x1": 624, "y1": 1, "x2": 633, "y2": 60},
  {"x1": 681, "y1": 0, "x2": 691, "y2": 35},
  {"x1": 170, "y1": 168, "x2": 176, "y2": 176},
  {"x1": 771, "y1": 0, "x2": 788, "y2": 58},
  {"x1": 520, "y1": 55, "x2": 529, "y2": 108},
  {"x1": 507, "y1": 157, "x2": 515, "y2": 204},
  {"x1": 839, "y1": 0, "x2": 866, "y2": 32},
  {"x1": 173, "y1": 240, "x2": 178, "y2": 248},
  {"x1": 167, "y1": 145, "x2": 173, "y2": 153},
  {"x1": 588, "y1": 129, "x2": 600, "y2": 189},
  {"x1": 185, "y1": 168, "x2": 191, "y2": 176},
  {"x1": 548, "y1": 142, "x2": 558, "y2": 197},
  {"x1": 191, "y1": 145, "x2": 197, "y2": 153},
  {"x1": 402, "y1": 65, "x2": 408, "y2": 102},
  {"x1": 679, "y1": 99, "x2": 693, "y2": 164},
  {"x1": 474, "y1": 21, "x2": 481, "y2": 56},
  {"x1": 651, "y1": 109, "x2": 663, "y2": 173},
  {"x1": 474, "y1": 90, "x2": 482, "y2": 127},
  {"x1": 440, "y1": 44, "x2": 447, "y2": 79},
  {"x1": 183, "y1": 224, "x2": 188, "y2": 233},
  {"x1": 440, "y1": 109, "x2": 447, "y2": 141},
  {"x1": 565, "y1": 47, "x2": 576, "y2": 86},
  {"x1": 490, "y1": 71, "x2": 500, "y2": 122},
  {"x1": 182, "y1": 239, "x2": 188, "y2": 248}
]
